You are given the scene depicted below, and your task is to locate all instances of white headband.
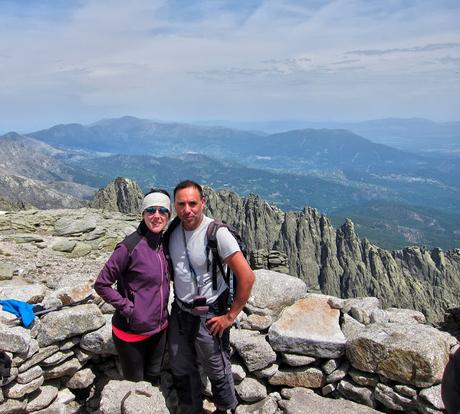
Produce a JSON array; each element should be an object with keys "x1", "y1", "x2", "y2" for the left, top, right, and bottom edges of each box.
[{"x1": 141, "y1": 192, "x2": 171, "y2": 213}]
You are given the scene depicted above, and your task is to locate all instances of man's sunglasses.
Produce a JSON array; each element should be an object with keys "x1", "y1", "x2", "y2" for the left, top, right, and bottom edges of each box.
[{"x1": 144, "y1": 206, "x2": 169, "y2": 216}]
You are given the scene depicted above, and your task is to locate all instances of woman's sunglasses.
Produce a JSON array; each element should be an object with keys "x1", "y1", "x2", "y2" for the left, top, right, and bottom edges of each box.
[{"x1": 144, "y1": 206, "x2": 169, "y2": 216}]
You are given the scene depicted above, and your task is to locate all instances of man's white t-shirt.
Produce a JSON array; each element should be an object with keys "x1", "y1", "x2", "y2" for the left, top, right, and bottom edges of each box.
[{"x1": 169, "y1": 215, "x2": 240, "y2": 304}]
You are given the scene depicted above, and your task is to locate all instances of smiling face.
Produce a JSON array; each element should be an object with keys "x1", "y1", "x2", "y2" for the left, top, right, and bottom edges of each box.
[
  {"x1": 174, "y1": 186, "x2": 205, "y2": 231},
  {"x1": 143, "y1": 206, "x2": 170, "y2": 233}
]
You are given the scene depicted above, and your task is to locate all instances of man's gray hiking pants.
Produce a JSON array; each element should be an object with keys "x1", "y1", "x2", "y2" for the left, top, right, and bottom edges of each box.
[{"x1": 168, "y1": 301, "x2": 237, "y2": 414}]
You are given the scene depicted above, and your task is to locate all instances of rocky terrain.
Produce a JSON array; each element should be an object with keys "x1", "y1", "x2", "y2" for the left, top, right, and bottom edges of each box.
[
  {"x1": 204, "y1": 187, "x2": 460, "y2": 325},
  {"x1": 0, "y1": 262, "x2": 456, "y2": 413},
  {"x1": 2, "y1": 175, "x2": 458, "y2": 327},
  {"x1": 0, "y1": 184, "x2": 459, "y2": 412}
]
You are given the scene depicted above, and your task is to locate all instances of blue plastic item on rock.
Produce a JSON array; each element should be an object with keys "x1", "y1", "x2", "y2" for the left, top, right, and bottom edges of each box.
[{"x1": 0, "y1": 299, "x2": 35, "y2": 328}]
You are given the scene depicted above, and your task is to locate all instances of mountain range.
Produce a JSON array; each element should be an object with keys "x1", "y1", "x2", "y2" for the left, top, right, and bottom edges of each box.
[
  {"x1": 207, "y1": 117, "x2": 460, "y2": 157},
  {"x1": 28, "y1": 116, "x2": 460, "y2": 190},
  {"x1": 0, "y1": 116, "x2": 459, "y2": 249}
]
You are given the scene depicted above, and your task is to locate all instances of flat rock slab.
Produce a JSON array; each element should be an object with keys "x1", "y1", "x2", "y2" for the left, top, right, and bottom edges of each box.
[
  {"x1": 43, "y1": 358, "x2": 82, "y2": 380},
  {"x1": 279, "y1": 387, "x2": 383, "y2": 414},
  {"x1": 0, "y1": 282, "x2": 47, "y2": 303},
  {"x1": 53, "y1": 215, "x2": 98, "y2": 236},
  {"x1": 26, "y1": 384, "x2": 59, "y2": 412},
  {"x1": 269, "y1": 366, "x2": 325, "y2": 388},
  {"x1": 4, "y1": 375, "x2": 44, "y2": 399},
  {"x1": 268, "y1": 294, "x2": 346, "y2": 358},
  {"x1": 2, "y1": 234, "x2": 43, "y2": 243},
  {"x1": 346, "y1": 322, "x2": 451, "y2": 387},
  {"x1": 0, "y1": 399, "x2": 27, "y2": 414},
  {"x1": 235, "y1": 395, "x2": 279, "y2": 414},
  {"x1": 386, "y1": 308, "x2": 426, "y2": 324}
]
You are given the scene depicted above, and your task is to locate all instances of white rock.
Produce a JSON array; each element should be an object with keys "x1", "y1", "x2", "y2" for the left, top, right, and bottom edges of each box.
[
  {"x1": 0, "y1": 325, "x2": 31, "y2": 353},
  {"x1": 235, "y1": 377, "x2": 268, "y2": 402},
  {"x1": 231, "y1": 329, "x2": 277, "y2": 372},
  {"x1": 279, "y1": 387, "x2": 382, "y2": 413},
  {"x1": 419, "y1": 384, "x2": 444, "y2": 410},
  {"x1": 282, "y1": 353, "x2": 317, "y2": 367},
  {"x1": 99, "y1": 380, "x2": 167, "y2": 414},
  {"x1": 269, "y1": 295, "x2": 346, "y2": 358},
  {"x1": 247, "y1": 269, "x2": 307, "y2": 314}
]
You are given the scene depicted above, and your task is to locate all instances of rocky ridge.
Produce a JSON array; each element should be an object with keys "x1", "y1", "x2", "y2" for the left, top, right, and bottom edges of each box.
[
  {"x1": 1, "y1": 172, "x2": 459, "y2": 326},
  {"x1": 1, "y1": 175, "x2": 458, "y2": 326},
  {"x1": 0, "y1": 175, "x2": 85, "y2": 210},
  {"x1": 204, "y1": 188, "x2": 460, "y2": 324},
  {"x1": 89, "y1": 177, "x2": 143, "y2": 214},
  {"x1": 0, "y1": 132, "x2": 98, "y2": 207}
]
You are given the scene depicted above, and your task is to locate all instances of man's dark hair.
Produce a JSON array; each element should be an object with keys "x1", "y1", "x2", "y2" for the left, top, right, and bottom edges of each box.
[
  {"x1": 173, "y1": 180, "x2": 203, "y2": 199},
  {"x1": 145, "y1": 188, "x2": 171, "y2": 198}
]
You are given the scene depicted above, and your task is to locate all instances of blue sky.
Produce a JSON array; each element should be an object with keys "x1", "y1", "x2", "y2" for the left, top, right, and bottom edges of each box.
[{"x1": 0, "y1": 0, "x2": 459, "y2": 132}]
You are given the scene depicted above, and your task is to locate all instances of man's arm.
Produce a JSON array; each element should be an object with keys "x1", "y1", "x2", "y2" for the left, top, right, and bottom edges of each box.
[{"x1": 206, "y1": 251, "x2": 255, "y2": 337}]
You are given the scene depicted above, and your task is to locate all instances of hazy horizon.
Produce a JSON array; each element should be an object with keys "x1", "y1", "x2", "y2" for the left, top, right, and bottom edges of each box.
[
  {"x1": 1, "y1": 0, "x2": 459, "y2": 132},
  {"x1": 2, "y1": 115, "x2": 460, "y2": 137}
]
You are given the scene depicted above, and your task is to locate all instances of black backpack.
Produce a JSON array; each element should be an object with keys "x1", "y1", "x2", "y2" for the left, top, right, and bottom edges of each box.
[{"x1": 164, "y1": 217, "x2": 247, "y2": 303}]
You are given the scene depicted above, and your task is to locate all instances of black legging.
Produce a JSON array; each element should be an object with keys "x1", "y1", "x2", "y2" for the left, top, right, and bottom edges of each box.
[
  {"x1": 442, "y1": 348, "x2": 460, "y2": 414},
  {"x1": 112, "y1": 328, "x2": 167, "y2": 383}
]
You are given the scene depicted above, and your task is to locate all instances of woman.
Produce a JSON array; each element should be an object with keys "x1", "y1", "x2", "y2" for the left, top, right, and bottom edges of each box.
[{"x1": 94, "y1": 189, "x2": 171, "y2": 385}]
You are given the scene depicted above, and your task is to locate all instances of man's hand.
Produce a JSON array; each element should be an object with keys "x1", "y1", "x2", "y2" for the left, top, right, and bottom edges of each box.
[{"x1": 206, "y1": 313, "x2": 234, "y2": 337}]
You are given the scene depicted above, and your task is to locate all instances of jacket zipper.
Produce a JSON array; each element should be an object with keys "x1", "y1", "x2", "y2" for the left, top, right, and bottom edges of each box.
[{"x1": 159, "y1": 248, "x2": 165, "y2": 325}]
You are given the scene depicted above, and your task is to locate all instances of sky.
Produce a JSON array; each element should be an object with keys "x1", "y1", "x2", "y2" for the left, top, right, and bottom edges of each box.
[{"x1": 1, "y1": 0, "x2": 459, "y2": 133}]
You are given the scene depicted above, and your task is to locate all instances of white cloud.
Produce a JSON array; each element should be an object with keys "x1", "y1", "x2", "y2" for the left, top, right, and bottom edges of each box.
[{"x1": 0, "y1": 0, "x2": 459, "y2": 132}]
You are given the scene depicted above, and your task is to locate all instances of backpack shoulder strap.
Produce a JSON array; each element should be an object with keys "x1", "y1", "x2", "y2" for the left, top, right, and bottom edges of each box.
[
  {"x1": 163, "y1": 216, "x2": 181, "y2": 252},
  {"x1": 206, "y1": 220, "x2": 229, "y2": 290},
  {"x1": 162, "y1": 216, "x2": 181, "y2": 281},
  {"x1": 120, "y1": 220, "x2": 147, "y2": 253},
  {"x1": 116, "y1": 220, "x2": 148, "y2": 296}
]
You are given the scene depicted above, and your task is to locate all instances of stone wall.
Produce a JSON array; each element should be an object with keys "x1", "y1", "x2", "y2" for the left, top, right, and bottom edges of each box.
[{"x1": 0, "y1": 269, "x2": 456, "y2": 413}]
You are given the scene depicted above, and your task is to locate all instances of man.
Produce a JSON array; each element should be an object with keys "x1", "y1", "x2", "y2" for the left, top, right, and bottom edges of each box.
[{"x1": 167, "y1": 180, "x2": 255, "y2": 414}]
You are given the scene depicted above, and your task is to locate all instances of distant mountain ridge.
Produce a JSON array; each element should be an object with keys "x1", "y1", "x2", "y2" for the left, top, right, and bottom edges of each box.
[
  {"x1": 30, "y1": 115, "x2": 263, "y2": 156},
  {"x1": 208, "y1": 117, "x2": 460, "y2": 157},
  {"x1": 28, "y1": 116, "x2": 460, "y2": 190}
]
